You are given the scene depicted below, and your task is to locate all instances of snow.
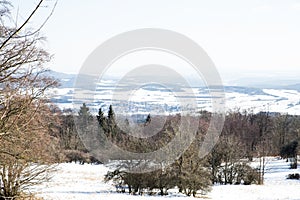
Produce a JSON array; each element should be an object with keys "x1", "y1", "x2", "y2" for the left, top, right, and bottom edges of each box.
[
  {"x1": 225, "y1": 89, "x2": 300, "y2": 115},
  {"x1": 53, "y1": 85, "x2": 300, "y2": 115},
  {"x1": 30, "y1": 157, "x2": 300, "y2": 200},
  {"x1": 49, "y1": 88, "x2": 74, "y2": 96}
]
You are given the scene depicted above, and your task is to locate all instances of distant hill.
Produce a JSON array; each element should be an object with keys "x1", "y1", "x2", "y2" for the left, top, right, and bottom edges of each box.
[
  {"x1": 281, "y1": 83, "x2": 300, "y2": 92},
  {"x1": 46, "y1": 70, "x2": 77, "y2": 88}
]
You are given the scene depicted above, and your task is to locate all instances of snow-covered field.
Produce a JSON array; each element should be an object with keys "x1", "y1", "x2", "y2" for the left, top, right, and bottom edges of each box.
[
  {"x1": 51, "y1": 85, "x2": 300, "y2": 115},
  {"x1": 31, "y1": 157, "x2": 300, "y2": 200}
]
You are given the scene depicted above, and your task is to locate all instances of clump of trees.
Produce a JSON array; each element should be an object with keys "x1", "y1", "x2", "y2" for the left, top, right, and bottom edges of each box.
[
  {"x1": 104, "y1": 145, "x2": 212, "y2": 197},
  {"x1": 95, "y1": 106, "x2": 299, "y2": 196},
  {"x1": 101, "y1": 106, "x2": 212, "y2": 197},
  {"x1": 212, "y1": 110, "x2": 300, "y2": 184},
  {"x1": 105, "y1": 167, "x2": 178, "y2": 196},
  {"x1": 47, "y1": 103, "x2": 103, "y2": 165},
  {"x1": 96, "y1": 105, "x2": 183, "y2": 153},
  {"x1": 207, "y1": 135, "x2": 259, "y2": 185}
]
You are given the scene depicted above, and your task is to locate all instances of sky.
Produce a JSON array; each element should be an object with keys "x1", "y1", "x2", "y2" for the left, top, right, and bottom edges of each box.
[{"x1": 10, "y1": 0, "x2": 300, "y2": 79}]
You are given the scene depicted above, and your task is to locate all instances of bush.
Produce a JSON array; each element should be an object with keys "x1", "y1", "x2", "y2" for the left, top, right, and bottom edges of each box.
[
  {"x1": 280, "y1": 141, "x2": 298, "y2": 169},
  {"x1": 104, "y1": 159, "x2": 211, "y2": 197},
  {"x1": 238, "y1": 164, "x2": 259, "y2": 185},
  {"x1": 64, "y1": 150, "x2": 88, "y2": 164},
  {"x1": 105, "y1": 168, "x2": 176, "y2": 196},
  {"x1": 213, "y1": 163, "x2": 259, "y2": 185},
  {"x1": 290, "y1": 162, "x2": 298, "y2": 169},
  {"x1": 0, "y1": 192, "x2": 44, "y2": 200},
  {"x1": 287, "y1": 173, "x2": 300, "y2": 180}
]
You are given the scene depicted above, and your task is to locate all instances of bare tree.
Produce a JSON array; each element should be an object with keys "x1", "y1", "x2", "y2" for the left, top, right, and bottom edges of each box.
[
  {"x1": 0, "y1": 1, "x2": 59, "y2": 199},
  {"x1": 0, "y1": 101, "x2": 59, "y2": 199},
  {"x1": 254, "y1": 111, "x2": 273, "y2": 185}
]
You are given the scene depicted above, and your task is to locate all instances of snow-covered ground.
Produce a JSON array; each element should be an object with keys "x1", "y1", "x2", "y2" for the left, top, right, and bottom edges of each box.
[
  {"x1": 51, "y1": 85, "x2": 300, "y2": 115},
  {"x1": 30, "y1": 157, "x2": 300, "y2": 200},
  {"x1": 225, "y1": 89, "x2": 300, "y2": 115}
]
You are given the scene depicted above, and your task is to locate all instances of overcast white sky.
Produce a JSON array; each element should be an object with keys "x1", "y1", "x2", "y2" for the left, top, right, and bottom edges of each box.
[{"x1": 10, "y1": 0, "x2": 300, "y2": 77}]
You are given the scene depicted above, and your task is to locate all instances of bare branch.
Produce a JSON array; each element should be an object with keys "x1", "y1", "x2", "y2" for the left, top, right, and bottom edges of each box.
[{"x1": 0, "y1": 0, "x2": 44, "y2": 50}]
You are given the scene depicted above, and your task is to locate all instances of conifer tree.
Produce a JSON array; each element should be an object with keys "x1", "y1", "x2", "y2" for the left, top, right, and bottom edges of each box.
[{"x1": 97, "y1": 107, "x2": 107, "y2": 131}]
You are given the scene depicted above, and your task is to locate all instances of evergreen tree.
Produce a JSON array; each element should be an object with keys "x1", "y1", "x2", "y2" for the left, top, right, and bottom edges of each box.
[
  {"x1": 78, "y1": 103, "x2": 91, "y2": 118},
  {"x1": 97, "y1": 107, "x2": 107, "y2": 131},
  {"x1": 77, "y1": 103, "x2": 93, "y2": 132},
  {"x1": 144, "y1": 113, "x2": 151, "y2": 126},
  {"x1": 107, "y1": 105, "x2": 117, "y2": 137},
  {"x1": 108, "y1": 105, "x2": 115, "y2": 123}
]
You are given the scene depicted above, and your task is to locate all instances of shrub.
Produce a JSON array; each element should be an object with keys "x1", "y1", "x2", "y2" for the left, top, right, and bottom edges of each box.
[
  {"x1": 290, "y1": 162, "x2": 298, "y2": 169},
  {"x1": 64, "y1": 150, "x2": 90, "y2": 164},
  {"x1": 287, "y1": 173, "x2": 300, "y2": 180}
]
